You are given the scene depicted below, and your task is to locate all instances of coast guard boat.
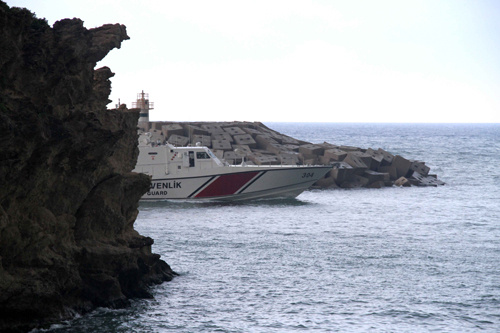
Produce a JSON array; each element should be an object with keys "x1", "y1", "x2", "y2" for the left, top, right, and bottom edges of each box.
[{"x1": 133, "y1": 133, "x2": 332, "y2": 201}]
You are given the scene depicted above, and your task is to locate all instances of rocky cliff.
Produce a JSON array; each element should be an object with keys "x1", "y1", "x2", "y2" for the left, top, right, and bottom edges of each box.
[{"x1": 0, "y1": 3, "x2": 176, "y2": 332}]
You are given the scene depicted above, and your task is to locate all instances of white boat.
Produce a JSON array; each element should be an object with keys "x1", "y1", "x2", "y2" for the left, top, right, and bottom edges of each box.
[{"x1": 133, "y1": 134, "x2": 332, "y2": 201}]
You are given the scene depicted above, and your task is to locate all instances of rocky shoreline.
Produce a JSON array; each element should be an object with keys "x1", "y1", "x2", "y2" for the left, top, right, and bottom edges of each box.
[
  {"x1": 142, "y1": 121, "x2": 445, "y2": 189},
  {"x1": 0, "y1": 3, "x2": 175, "y2": 332}
]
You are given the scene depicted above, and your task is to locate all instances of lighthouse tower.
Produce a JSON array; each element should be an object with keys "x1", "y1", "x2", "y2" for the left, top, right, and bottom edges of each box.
[{"x1": 132, "y1": 90, "x2": 154, "y2": 131}]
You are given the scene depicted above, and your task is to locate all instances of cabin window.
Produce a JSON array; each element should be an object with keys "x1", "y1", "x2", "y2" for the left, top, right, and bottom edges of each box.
[
  {"x1": 196, "y1": 152, "x2": 210, "y2": 159},
  {"x1": 189, "y1": 151, "x2": 195, "y2": 167}
]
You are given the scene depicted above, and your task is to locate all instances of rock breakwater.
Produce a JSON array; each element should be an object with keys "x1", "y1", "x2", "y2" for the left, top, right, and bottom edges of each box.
[
  {"x1": 0, "y1": 3, "x2": 175, "y2": 332},
  {"x1": 143, "y1": 121, "x2": 444, "y2": 188}
]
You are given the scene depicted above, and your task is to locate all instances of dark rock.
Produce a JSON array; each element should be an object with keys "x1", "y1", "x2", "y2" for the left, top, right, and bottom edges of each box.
[{"x1": 0, "y1": 3, "x2": 176, "y2": 331}]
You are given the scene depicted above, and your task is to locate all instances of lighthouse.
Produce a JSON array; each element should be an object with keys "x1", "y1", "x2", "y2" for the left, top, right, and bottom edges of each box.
[{"x1": 132, "y1": 90, "x2": 154, "y2": 131}]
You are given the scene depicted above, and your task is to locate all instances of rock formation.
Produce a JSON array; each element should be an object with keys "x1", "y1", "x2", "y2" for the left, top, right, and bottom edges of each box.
[
  {"x1": 0, "y1": 3, "x2": 176, "y2": 332},
  {"x1": 143, "y1": 121, "x2": 445, "y2": 188}
]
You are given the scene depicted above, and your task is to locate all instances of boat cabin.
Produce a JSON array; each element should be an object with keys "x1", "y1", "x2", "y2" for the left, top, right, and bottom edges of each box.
[{"x1": 134, "y1": 141, "x2": 225, "y2": 178}]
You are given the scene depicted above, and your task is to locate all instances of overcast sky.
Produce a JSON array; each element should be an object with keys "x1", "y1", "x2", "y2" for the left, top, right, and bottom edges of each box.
[{"x1": 6, "y1": 0, "x2": 500, "y2": 123}]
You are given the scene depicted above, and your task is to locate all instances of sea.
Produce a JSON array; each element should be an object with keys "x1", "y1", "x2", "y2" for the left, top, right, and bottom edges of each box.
[{"x1": 39, "y1": 123, "x2": 500, "y2": 332}]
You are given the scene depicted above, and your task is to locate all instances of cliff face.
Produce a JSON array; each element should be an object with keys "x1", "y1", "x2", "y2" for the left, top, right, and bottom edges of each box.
[{"x1": 0, "y1": 3, "x2": 175, "y2": 331}]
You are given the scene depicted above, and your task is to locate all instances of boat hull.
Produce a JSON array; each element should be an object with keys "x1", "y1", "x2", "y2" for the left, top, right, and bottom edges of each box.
[{"x1": 141, "y1": 165, "x2": 331, "y2": 201}]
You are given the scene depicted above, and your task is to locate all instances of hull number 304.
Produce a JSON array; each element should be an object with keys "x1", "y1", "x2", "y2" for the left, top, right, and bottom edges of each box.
[{"x1": 302, "y1": 172, "x2": 315, "y2": 178}]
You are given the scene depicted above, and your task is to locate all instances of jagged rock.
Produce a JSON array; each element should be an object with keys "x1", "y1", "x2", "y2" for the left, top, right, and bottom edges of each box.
[{"x1": 0, "y1": 3, "x2": 175, "y2": 331}]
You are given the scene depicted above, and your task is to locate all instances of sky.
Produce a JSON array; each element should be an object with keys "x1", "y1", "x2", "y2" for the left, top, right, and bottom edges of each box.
[{"x1": 6, "y1": 0, "x2": 500, "y2": 123}]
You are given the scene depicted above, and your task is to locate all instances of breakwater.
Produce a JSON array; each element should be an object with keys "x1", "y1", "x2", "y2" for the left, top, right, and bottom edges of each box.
[{"x1": 140, "y1": 121, "x2": 444, "y2": 189}]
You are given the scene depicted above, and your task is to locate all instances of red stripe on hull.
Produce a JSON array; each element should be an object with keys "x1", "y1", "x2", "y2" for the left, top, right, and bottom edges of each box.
[{"x1": 195, "y1": 171, "x2": 260, "y2": 198}]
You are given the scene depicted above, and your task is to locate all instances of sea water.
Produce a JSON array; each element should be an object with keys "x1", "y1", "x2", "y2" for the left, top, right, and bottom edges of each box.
[{"x1": 39, "y1": 123, "x2": 500, "y2": 332}]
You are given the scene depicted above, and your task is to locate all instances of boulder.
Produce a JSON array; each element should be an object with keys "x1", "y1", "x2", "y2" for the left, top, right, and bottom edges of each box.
[
  {"x1": 243, "y1": 127, "x2": 264, "y2": 137},
  {"x1": 299, "y1": 144, "x2": 325, "y2": 159},
  {"x1": 388, "y1": 155, "x2": 413, "y2": 180},
  {"x1": 255, "y1": 135, "x2": 279, "y2": 150},
  {"x1": 409, "y1": 172, "x2": 446, "y2": 186},
  {"x1": 212, "y1": 132, "x2": 234, "y2": 142},
  {"x1": 312, "y1": 175, "x2": 339, "y2": 189},
  {"x1": 343, "y1": 152, "x2": 368, "y2": 171},
  {"x1": 161, "y1": 124, "x2": 183, "y2": 138},
  {"x1": 410, "y1": 160, "x2": 430, "y2": 176},
  {"x1": 201, "y1": 124, "x2": 225, "y2": 134},
  {"x1": 192, "y1": 135, "x2": 211, "y2": 147},
  {"x1": 330, "y1": 162, "x2": 355, "y2": 185},
  {"x1": 348, "y1": 151, "x2": 374, "y2": 169},
  {"x1": 395, "y1": 176, "x2": 412, "y2": 187},
  {"x1": 339, "y1": 145, "x2": 361, "y2": 152},
  {"x1": 212, "y1": 139, "x2": 233, "y2": 151},
  {"x1": 185, "y1": 124, "x2": 209, "y2": 137},
  {"x1": 223, "y1": 126, "x2": 246, "y2": 136},
  {"x1": 233, "y1": 134, "x2": 257, "y2": 149},
  {"x1": 363, "y1": 170, "x2": 388, "y2": 185},
  {"x1": 223, "y1": 151, "x2": 243, "y2": 164},
  {"x1": 365, "y1": 148, "x2": 385, "y2": 170},
  {"x1": 248, "y1": 153, "x2": 279, "y2": 165},
  {"x1": 282, "y1": 144, "x2": 300, "y2": 152},
  {"x1": 340, "y1": 175, "x2": 369, "y2": 188},
  {"x1": 323, "y1": 148, "x2": 347, "y2": 161},
  {"x1": 267, "y1": 143, "x2": 288, "y2": 155},
  {"x1": 168, "y1": 134, "x2": 189, "y2": 146},
  {"x1": 281, "y1": 135, "x2": 300, "y2": 145},
  {"x1": 376, "y1": 148, "x2": 395, "y2": 166},
  {"x1": 278, "y1": 152, "x2": 300, "y2": 165}
]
